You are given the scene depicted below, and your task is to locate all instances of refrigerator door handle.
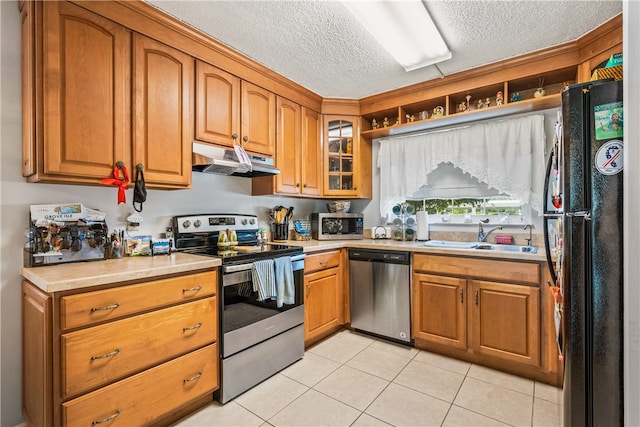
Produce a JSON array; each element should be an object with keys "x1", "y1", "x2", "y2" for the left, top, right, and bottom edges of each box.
[{"x1": 566, "y1": 211, "x2": 591, "y2": 221}]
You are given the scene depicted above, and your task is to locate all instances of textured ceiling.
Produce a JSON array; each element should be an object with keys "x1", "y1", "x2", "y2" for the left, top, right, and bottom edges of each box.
[{"x1": 147, "y1": 0, "x2": 622, "y2": 99}]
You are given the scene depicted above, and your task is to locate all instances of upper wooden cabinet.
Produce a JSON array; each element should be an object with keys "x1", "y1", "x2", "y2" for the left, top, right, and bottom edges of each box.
[
  {"x1": 195, "y1": 61, "x2": 241, "y2": 149},
  {"x1": 195, "y1": 63, "x2": 275, "y2": 157},
  {"x1": 323, "y1": 115, "x2": 371, "y2": 198},
  {"x1": 23, "y1": 1, "x2": 131, "y2": 183},
  {"x1": 21, "y1": 2, "x2": 192, "y2": 188},
  {"x1": 241, "y1": 81, "x2": 276, "y2": 156},
  {"x1": 252, "y1": 97, "x2": 322, "y2": 197},
  {"x1": 132, "y1": 34, "x2": 193, "y2": 188}
]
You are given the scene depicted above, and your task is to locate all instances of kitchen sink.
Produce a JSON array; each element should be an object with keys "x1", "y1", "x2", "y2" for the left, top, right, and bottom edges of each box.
[
  {"x1": 423, "y1": 240, "x2": 538, "y2": 253},
  {"x1": 423, "y1": 240, "x2": 478, "y2": 249},
  {"x1": 475, "y1": 243, "x2": 538, "y2": 253}
]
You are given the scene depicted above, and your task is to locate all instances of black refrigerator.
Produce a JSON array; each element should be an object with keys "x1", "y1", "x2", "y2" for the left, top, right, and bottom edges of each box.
[{"x1": 543, "y1": 79, "x2": 624, "y2": 427}]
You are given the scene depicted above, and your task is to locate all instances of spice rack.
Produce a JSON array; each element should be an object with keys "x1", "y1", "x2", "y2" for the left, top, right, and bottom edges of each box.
[{"x1": 391, "y1": 203, "x2": 416, "y2": 241}]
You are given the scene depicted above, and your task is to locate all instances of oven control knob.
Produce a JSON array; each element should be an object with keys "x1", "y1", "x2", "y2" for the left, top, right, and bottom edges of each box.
[
  {"x1": 182, "y1": 220, "x2": 191, "y2": 229},
  {"x1": 193, "y1": 220, "x2": 201, "y2": 228},
  {"x1": 241, "y1": 219, "x2": 248, "y2": 225},
  {"x1": 249, "y1": 218, "x2": 256, "y2": 225}
]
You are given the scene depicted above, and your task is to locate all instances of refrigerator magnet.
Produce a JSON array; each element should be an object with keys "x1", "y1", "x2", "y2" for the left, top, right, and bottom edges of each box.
[
  {"x1": 594, "y1": 102, "x2": 623, "y2": 141},
  {"x1": 595, "y1": 140, "x2": 623, "y2": 175}
]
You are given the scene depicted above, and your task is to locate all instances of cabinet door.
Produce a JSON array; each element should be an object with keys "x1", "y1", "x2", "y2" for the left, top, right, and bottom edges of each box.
[
  {"x1": 412, "y1": 273, "x2": 467, "y2": 350},
  {"x1": 469, "y1": 280, "x2": 540, "y2": 366},
  {"x1": 41, "y1": 1, "x2": 130, "y2": 180},
  {"x1": 301, "y1": 107, "x2": 322, "y2": 196},
  {"x1": 241, "y1": 81, "x2": 275, "y2": 156},
  {"x1": 275, "y1": 97, "x2": 301, "y2": 195},
  {"x1": 195, "y1": 61, "x2": 240, "y2": 148},
  {"x1": 324, "y1": 116, "x2": 359, "y2": 197},
  {"x1": 22, "y1": 281, "x2": 53, "y2": 427},
  {"x1": 133, "y1": 34, "x2": 193, "y2": 188},
  {"x1": 304, "y1": 266, "x2": 343, "y2": 343}
]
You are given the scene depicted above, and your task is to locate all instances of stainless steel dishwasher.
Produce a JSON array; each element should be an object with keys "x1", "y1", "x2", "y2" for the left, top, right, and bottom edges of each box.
[{"x1": 349, "y1": 249, "x2": 412, "y2": 344}]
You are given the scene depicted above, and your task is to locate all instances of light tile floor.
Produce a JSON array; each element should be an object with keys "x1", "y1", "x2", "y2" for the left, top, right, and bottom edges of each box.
[{"x1": 173, "y1": 330, "x2": 562, "y2": 427}]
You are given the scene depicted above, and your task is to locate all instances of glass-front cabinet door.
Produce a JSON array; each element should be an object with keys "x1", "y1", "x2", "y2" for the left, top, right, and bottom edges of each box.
[{"x1": 324, "y1": 116, "x2": 359, "y2": 197}]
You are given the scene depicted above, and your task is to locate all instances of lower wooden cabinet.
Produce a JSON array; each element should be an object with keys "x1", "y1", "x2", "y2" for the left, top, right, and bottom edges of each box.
[
  {"x1": 22, "y1": 269, "x2": 219, "y2": 426},
  {"x1": 304, "y1": 250, "x2": 345, "y2": 345},
  {"x1": 413, "y1": 253, "x2": 556, "y2": 384},
  {"x1": 62, "y1": 344, "x2": 218, "y2": 427}
]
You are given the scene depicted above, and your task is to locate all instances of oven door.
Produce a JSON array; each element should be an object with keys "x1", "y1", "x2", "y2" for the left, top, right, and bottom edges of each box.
[{"x1": 220, "y1": 253, "x2": 305, "y2": 358}]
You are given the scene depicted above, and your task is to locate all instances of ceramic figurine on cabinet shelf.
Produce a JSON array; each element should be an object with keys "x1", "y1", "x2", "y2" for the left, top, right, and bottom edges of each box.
[
  {"x1": 457, "y1": 102, "x2": 466, "y2": 113},
  {"x1": 395, "y1": 117, "x2": 400, "y2": 126},
  {"x1": 511, "y1": 91, "x2": 521, "y2": 102},
  {"x1": 496, "y1": 91, "x2": 504, "y2": 105},
  {"x1": 432, "y1": 106, "x2": 444, "y2": 118},
  {"x1": 477, "y1": 99, "x2": 484, "y2": 109},
  {"x1": 534, "y1": 77, "x2": 546, "y2": 98},
  {"x1": 465, "y1": 94, "x2": 471, "y2": 110},
  {"x1": 406, "y1": 114, "x2": 415, "y2": 122},
  {"x1": 383, "y1": 117, "x2": 389, "y2": 127},
  {"x1": 371, "y1": 118, "x2": 378, "y2": 129}
]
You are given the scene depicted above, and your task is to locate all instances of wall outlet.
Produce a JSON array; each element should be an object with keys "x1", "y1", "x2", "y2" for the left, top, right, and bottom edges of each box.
[{"x1": 127, "y1": 213, "x2": 143, "y2": 231}]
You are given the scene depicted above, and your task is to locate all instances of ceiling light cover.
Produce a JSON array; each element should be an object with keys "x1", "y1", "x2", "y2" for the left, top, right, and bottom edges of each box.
[{"x1": 343, "y1": 0, "x2": 451, "y2": 72}]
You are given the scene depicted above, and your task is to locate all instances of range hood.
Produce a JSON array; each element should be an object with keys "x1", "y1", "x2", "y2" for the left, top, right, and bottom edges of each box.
[{"x1": 192, "y1": 142, "x2": 279, "y2": 177}]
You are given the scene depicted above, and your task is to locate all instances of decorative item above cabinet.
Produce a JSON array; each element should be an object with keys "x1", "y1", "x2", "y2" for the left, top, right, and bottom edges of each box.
[{"x1": 360, "y1": 66, "x2": 577, "y2": 139}]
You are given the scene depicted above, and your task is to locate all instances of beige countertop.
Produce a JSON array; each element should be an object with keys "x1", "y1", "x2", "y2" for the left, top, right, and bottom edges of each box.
[
  {"x1": 21, "y1": 252, "x2": 221, "y2": 293},
  {"x1": 286, "y1": 238, "x2": 547, "y2": 262},
  {"x1": 21, "y1": 240, "x2": 545, "y2": 294}
]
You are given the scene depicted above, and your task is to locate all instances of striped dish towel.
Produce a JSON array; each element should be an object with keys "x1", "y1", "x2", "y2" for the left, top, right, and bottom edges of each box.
[
  {"x1": 274, "y1": 256, "x2": 294, "y2": 308},
  {"x1": 252, "y1": 259, "x2": 276, "y2": 302}
]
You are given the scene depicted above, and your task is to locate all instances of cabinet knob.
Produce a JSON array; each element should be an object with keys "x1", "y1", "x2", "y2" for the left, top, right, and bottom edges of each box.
[
  {"x1": 243, "y1": 135, "x2": 249, "y2": 143},
  {"x1": 296, "y1": 183, "x2": 300, "y2": 188},
  {"x1": 303, "y1": 183, "x2": 307, "y2": 188},
  {"x1": 354, "y1": 186, "x2": 358, "y2": 190}
]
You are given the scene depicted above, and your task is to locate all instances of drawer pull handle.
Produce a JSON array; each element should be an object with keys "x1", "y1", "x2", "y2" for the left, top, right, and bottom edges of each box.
[
  {"x1": 91, "y1": 348, "x2": 120, "y2": 361},
  {"x1": 319, "y1": 261, "x2": 329, "y2": 266},
  {"x1": 90, "y1": 303, "x2": 120, "y2": 313},
  {"x1": 92, "y1": 409, "x2": 121, "y2": 425},
  {"x1": 182, "y1": 322, "x2": 202, "y2": 332},
  {"x1": 183, "y1": 372, "x2": 203, "y2": 383},
  {"x1": 182, "y1": 286, "x2": 203, "y2": 293},
  {"x1": 474, "y1": 290, "x2": 479, "y2": 305},
  {"x1": 460, "y1": 289, "x2": 464, "y2": 303}
]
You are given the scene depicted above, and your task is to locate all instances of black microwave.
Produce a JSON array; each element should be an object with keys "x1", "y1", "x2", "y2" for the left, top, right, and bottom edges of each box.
[{"x1": 311, "y1": 213, "x2": 364, "y2": 240}]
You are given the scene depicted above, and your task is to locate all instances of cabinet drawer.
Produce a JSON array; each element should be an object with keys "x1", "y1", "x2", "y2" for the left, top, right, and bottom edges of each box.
[
  {"x1": 305, "y1": 250, "x2": 341, "y2": 274},
  {"x1": 61, "y1": 297, "x2": 216, "y2": 398},
  {"x1": 62, "y1": 343, "x2": 218, "y2": 427},
  {"x1": 413, "y1": 254, "x2": 540, "y2": 285},
  {"x1": 60, "y1": 270, "x2": 217, "y2": 330}
]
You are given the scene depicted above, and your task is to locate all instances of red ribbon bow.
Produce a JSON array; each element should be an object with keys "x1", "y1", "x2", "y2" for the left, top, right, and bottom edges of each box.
[{"x1": 100, "y1": 162, "x2": 130, "y2": 204}]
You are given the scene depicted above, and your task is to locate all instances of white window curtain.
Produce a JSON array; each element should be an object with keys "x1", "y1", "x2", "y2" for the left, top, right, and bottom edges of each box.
[{"x1": 378, "y1": 114, "x2": 546, "y2": 217}]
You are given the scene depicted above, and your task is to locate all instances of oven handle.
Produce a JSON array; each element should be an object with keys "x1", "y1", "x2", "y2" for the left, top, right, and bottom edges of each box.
[{"x1": 222, "y1": 253, "x2": 306, "y2": 274}]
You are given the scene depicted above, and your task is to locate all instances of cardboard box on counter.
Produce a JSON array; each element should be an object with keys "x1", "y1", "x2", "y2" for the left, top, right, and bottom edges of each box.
[{"x1": 30, "y1": 203, "x2": 106, "y2": 222}]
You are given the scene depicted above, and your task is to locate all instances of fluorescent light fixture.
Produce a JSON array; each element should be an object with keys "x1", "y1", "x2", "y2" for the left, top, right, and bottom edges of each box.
[{"x1": 342, "y1": 0, "x2": 451, "y2": 72}]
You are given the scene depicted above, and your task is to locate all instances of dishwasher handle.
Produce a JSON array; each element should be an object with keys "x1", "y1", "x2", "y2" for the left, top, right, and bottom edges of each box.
[{"x1": 348, "y1": 249, "x2": 410, "y2": 265}]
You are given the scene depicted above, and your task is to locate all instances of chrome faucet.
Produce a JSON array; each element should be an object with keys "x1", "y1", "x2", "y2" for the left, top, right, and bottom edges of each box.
[
  {"x1": 477, "y1": 219, "x2": 502, "y2": 242},
  {"x1": 523, "y1": 224, "x2": 533, "y2": 246}
]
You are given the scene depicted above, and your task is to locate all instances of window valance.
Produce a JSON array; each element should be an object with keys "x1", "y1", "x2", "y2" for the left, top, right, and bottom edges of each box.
[{"x1": 377, "y1": 114, "x2": 546, "y2": 217}]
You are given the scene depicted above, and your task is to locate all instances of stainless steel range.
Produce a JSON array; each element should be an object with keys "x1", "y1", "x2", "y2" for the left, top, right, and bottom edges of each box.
[{"x1": 173, "y1": 214, "x2": 305, "y2": 403}]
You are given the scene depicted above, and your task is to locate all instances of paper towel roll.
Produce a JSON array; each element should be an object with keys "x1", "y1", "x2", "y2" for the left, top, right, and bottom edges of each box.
[{"x1": 416, "y1": 211, "x2": 429, "y2": 240}]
